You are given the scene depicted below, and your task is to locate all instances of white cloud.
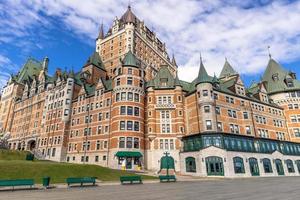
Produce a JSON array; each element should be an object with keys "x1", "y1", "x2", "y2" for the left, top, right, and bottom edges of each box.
[{"x1": 1, "y1": 0, "x2": 300, "y2": 83}]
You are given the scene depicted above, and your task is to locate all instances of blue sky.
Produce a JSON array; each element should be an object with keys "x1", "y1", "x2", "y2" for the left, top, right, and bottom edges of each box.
[{"x1": 1, "y1": 0, "x2": 300, "y2": 89}]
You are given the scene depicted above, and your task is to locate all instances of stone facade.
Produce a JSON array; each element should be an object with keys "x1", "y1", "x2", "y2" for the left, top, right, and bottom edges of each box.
[{"x1": 1, "y1": 6, "x2": 300, "y2": 177}]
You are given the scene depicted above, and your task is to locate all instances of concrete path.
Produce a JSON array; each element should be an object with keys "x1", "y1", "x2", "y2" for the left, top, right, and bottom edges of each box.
[{"x1": 1, "y1": 177, "x2": 300, "y2": 200}]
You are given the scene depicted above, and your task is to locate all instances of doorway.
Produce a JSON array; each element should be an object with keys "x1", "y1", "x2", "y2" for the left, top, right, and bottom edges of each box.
[
  {"x1": 206, "y1": 156, "x2": 224, "y2": 176},
  {"x1": 249, "y1": 158, "x2": 260, "y2": 176},
  {"x1": 275, "y1": 159, "x2": 284, "y2": 175}
]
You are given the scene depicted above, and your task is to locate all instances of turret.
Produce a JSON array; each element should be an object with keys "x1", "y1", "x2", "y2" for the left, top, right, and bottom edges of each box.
[{"x1": 195, "y1": 57, "x2": 216, "y2": 132}]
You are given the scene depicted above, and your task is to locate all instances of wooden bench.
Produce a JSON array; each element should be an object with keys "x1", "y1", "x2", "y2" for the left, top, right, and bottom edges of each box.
[
  {"x1": 120, "y1": 176, "x2": 142, "y2": 184},
  {"x1": 159, "y1": 175, "x2": 176, "y2": 182},
  {"x1": 0, "y1": 179, "x2": 34, "y2": 190},
  {"x1": 66, "y1": 177, "x2": 97, "y2": 187}
]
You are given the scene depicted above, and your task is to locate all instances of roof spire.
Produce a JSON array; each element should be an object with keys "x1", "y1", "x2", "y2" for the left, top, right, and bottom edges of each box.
[
  {"x1": 268, "y1": 46, "x2": 272, "y2": 59},
  {"x1": 97, "y1": 22, "x2": 104, "y2": 39},
  {"x1": 199, "y1": 52, "x2": 203, "y2": 65},
  {"x1": 171, "y1": 53, "x2": 177, "y2": 67}
]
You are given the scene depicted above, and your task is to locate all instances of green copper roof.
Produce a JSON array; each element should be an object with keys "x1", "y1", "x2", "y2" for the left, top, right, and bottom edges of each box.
[
  {"x1": 247, "y1": 82, "x2": 260, "y2": 94},
  {"x1": 195, "y1": 61, "x2": 213, "y2": 85},
  {"x1": 122, "y1": 50, "x2": 139, "y2": 67},
  {"x1": 16, "y1": 58, "x2": 43, "y2": 83},
  {"x1": 146, "y1": 66, "x2": 177, "y2": 89},
  {"x1": 219, "y1": 60, "x2": 238, "y2": 78},
  {"x1": 262, "y1": 58, "x2": 300, "y2": 94},
  {"x1": 86, "y1": 52, "x2": 105, "y2": 70}
]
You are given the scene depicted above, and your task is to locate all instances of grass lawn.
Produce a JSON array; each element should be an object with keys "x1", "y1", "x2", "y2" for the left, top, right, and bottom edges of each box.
[
  {"x1": 0, "y1": 150, "x2": 156, "y2": 183},
  {"x1": 0, "y1": 149, "x2": 29, "y2": 160}
]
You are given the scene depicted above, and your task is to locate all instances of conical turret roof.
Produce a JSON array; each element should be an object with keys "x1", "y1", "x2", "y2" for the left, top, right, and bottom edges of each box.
[
  {"x1": 219, "y1": 59, "x2": 238, "y2": 78},
  {"x1": 195, "y1": 59, "x2": 212, "y2": 85},
  {"x1": 122, "y1": 50, "x2": 139, "y2": 67}
]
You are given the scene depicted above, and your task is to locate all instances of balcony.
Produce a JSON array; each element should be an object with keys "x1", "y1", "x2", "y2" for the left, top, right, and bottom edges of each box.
[{"x1": 155, "y1": 103, "x2": 176, "y2": 110}]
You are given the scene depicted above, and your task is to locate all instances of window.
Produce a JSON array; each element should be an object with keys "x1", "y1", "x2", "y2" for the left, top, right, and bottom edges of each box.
[
  {"x1": 262, "y1": 158, "x2": 272, "y2": 173},
  {"x1": 134, "y1": 138, "x2": 139, "y2": 149},
  {"x1": 204, "y1": 106, "x2": 210, "y2": 113},
  {"x1": 203, "y1": 90, "x2": 208, "y2": 96},
  {"x1": 116, "y1": 78, "x2": 120, "y2": 86},
  {"x1": 134, "y1": 93, "x2": 139, "y2": 102},
  {"x1": 286, "y1": 159, "x2": 295, "y2": 173},
  {"x1": 294, "y1": 128, "x2": 300, "y2": 137},
  {"x1": 120, "y1": 121, "x2": 125, "y2": 130},
  {"x1": 134, "y1": 107, "x2": 139, "y2": 116},
  {"x1": 243, "y1": 112, "x2": 249, "y2": 119},
  {"x1": 128, "y1": 68, "x2": 132, "y2": 74},
  {"x1": 215, "y1": 107, "x2": 220, "y2": 115},
  {"x1": 206, "y1": 120, "x2": 212, "y2": 130},
  {"x1": 233, "y1": 157, "x2": 245, "y2": 173},
  {"x1": 126, "y1": 137, "x2": 132, "y2": 148},
  {"x1": 95, "y1": 156, "x2": 99, "y2": 162},
  {"x1": 127, "y1": 77, "x2": 133, "y2": 85},
  {"x1": 246, "y1": 126, "x2": 251, "y2": 135},
  {"x1": 127, "y1": 121, "x2": 133, "y2": 130},
  {"x1": 97, "y1": 126, "x2": 102, "y2": 134},
  {"x1": 186, "y1": 157, "x2": 196, "y2": 173},
  {"x1": 120, "y1": 106, "x2": 126, "y2": 115},
  {"x1": 119, "y1": 137, "x2": 125, "y2": 148},
  {"x1": 217, "y1": 122, "x2": 223, "y2": 131},
  {"x1": 134, "y1": 121, "x2": 139, "y2": 131},
  {"x1": 128, "y1": 92, "x2": 133, "y2": 101},
  {"x1": 121, "y1": 92, "x2": 126, "y2": 101},
  {"x1": 161, "y1": 111, "x2": 171, "y2": 133},
  {"x1": 127, "y1": 106, "x2": 133, "y2": 115}
]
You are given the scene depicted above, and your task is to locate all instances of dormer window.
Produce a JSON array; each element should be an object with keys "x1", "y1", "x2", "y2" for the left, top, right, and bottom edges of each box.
[
  {"x1": 160, "y1": 78, "x2": 168, "y2": 87},
  {"x1": 286, "y1": 78, "x2": 294, "y2": 88},
  {"x1": 272, "y1": 73, "x2": 279, "y2": 81},
  {"x1": 128, "y1": 68, "x2": 132, "y2": 75}
]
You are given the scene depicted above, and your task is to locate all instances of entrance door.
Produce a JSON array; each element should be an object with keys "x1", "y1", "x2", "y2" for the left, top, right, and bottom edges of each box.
[
  {"x1": 126, "y1": 157, "x2": 132, "y2": 169},
  {"x1": 275, "y1": 159, "x2": 284, "y2": 175},
  {"x1": 206, "y1": 156, "x2": 224, "y2": 176},
  {"x1": 249, "y1": 158, "x2": 260, "y2": 176}
]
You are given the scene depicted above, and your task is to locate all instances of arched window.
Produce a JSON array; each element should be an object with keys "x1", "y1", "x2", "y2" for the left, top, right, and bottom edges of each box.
[
  {"x1": 185, "y1": 157, "x2": 196, "y2": 173},
  {"x1": 233, "y1": 157, "x2": 245, "y2": 174},
  {"x1": 286, "y1": 159, "x2": 295, "y2": 173},
  {"x1": 262, "y1": 158, "x2": 273, "y2": 173}
]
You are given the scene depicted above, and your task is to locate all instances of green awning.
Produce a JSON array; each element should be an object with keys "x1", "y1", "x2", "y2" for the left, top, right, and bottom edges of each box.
[{"x1": 115, "y1": 151, "x2": 142, "y2": 157}]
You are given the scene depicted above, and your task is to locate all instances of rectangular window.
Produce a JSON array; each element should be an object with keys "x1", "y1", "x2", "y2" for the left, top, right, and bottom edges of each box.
[
  {"x1": 128, "y1": 92, "x2": 133, "y2": 101},
  {"x1": 120, "y1": 121, "x2": 125, "y2": 130},
  {"x1": 204, "y1": 106, "x2": 210, "y2": 113},
  {"x1": 126, "y1": 137, "x2": 132, "y2": 148},
  {"x1": 134, "y1": 121, "x2": 139, "y2": 131},
  {"x1": 217, "y1": 122, "x2": 222, "y2": 131},
  {"x1": 97, "y1": 126, "x2": 102, "y2": 134},
  {"x1": 127, "y1": 106, "x2": 133, "y2": 115},
  {"x1": 127, "y1": 77, "x2": 133, "y2": 85},
  {"x1": 120, "y1": 106, "x2": 126, "y2": 115},
  {"x1": 127, "y1": 121, "x2": 133, "y2": 130},
  {"x1": 246, "y1": 126, "x2": 251, "y2": 135},
  {"x1": 119, "y1": 137, "x2": 125, "y2": 148},
  {"x1": 203, "y1": 90, "x2": 208, "y2": 96},
  {"x1": 134, "y1": 138, "x2": 139, "y2": 149},
  {"x1": 206, "y1": 120, "x2": 212, "y2": 130},
  {"x1": 243, "y1": 112, "x2": 249, "y2": 119},
  {"x1": 134, "y1": 107, "x2": 139, "y2": 116},
  {"x1": 215, "y1": 107, "x2": 220, "y2": 115},
  {"x1": 134, "y1": 93, "x2": 139, "y2": 102}
]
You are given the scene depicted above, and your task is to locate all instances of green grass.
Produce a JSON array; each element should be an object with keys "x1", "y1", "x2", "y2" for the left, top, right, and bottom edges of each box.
[
  {"x1": 0, "y1": 150, "x2": 156, "y2": 183},
  {"x1": 0, "y1": 149, "x2": 30, "y2": 160}
]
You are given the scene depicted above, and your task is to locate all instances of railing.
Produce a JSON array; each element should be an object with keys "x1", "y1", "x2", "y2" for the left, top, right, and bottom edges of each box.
[
  {"x1": 31, "y1": 149, "x2": 46, "y2": 160},
  {"x1": 155, "y1": 104, "x2": 176, "y2": 109}
]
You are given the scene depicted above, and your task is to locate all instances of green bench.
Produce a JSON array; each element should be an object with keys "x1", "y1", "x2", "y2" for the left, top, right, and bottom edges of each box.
[
  {"x1": 159, "y1": 175, "x2": 176, "y2": 182},
  {"x1": 66, "y1": 177, "x2": 97, "y2": 187},
  {"x1": 120, "y1": 176, "x2": 142, "y2": 184},
  {"x1": 0, "y1": 179, "x2": 34, "y2": 190}
]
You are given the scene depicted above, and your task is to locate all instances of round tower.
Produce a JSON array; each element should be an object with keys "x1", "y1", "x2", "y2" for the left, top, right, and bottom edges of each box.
[{"x1": 109, "y1": 51, "x2": 145, "y2": 170}]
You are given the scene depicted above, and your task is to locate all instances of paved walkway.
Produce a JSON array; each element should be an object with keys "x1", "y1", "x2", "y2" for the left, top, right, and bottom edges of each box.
[{"x1": 1, "y1": 177, "x2": 300, "y2": 200}]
